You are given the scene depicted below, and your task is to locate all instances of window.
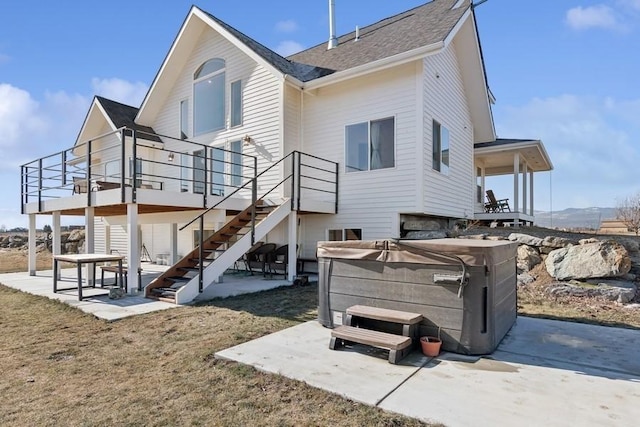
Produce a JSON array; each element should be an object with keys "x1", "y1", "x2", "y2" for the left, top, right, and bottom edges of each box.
[
  {"x1": 105, "y1": 160, "x2": 119, "y2": 182},
  {"x1": 211, "y1": 147, "x2": 225, "y2": 196},
  {"x1": 180, "y1": 153, "x2": 189, "y2": 192},
  {"x1": 180, "y1": 99, "x2": 189, "y2": 139},
  {"x1": 328, "y1": 228, "x2": 362, "y2": 241},
  {"x1": 432, "y1": 120, "x2": 450, "y2": 174},
  {"x1": 194, "y1": 58, "x2": 225, "y2": 135},
  {"x1": 193, "y1": 149, "x2": 206, "y2": 194},
  {"x1": 230, "y1": 140, "x2": 242, "y2": 187},
  {"x1": 128, "y1": 157, "x2": 143, "y2": 187},
  {"x1": 230, "y1": 80, "x2": 243, "y2": 127},
  {"x1": 345, "y1": 117, "x2": 394, "y2": 173}
]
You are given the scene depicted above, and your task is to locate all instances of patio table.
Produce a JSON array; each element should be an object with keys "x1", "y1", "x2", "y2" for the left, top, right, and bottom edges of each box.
[{"x1": 53, "y1": 254, "x2": 124, "y2": 301}]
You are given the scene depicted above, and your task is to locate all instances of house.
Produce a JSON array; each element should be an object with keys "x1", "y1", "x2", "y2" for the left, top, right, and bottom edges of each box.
[
  {"x1": 599, "y1": 219, "x2": 634, "y2": 235},
  {"x1": 21, "y1": 0, "x2": 553, "y2": 303}
]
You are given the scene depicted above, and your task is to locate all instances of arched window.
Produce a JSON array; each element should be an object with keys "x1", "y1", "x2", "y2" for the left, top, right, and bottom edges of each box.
[{"x1": 194, "y1": 58, "x2": 225, "y2": 135}]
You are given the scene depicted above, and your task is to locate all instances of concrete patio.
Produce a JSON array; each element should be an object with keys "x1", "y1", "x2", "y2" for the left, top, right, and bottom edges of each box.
[
  {"x1": 216, "y1": 317, "x2": 640, "y2": 427},
  {"x1": 0, "y1": 264, "x2": 293, "y2": 321}
]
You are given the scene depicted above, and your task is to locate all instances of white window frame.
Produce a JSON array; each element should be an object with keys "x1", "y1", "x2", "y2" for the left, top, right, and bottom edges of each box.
[
  {"x1": 432, "y1": 120, "x2": 450, "y2": 175},
  {"x1": 193, "y1": 58, "x2": 226, "y2": 136},
  {"x1": 327, "y1": 228, "x2": 362, "y2": 241},
  {"x1": 230, "y1": 80, "x2": 243, "y2": 128},
  {"x1": 179, "y1": 99, "x2": 189, "y2": 140},
  {"x1": 345, "y1": 116, "x2": 395, "y2": 173}
]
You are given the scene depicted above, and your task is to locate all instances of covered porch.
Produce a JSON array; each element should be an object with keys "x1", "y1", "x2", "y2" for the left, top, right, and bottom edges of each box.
[{"x1": 474, "y1": 138, "x2": 553, "y2": 226}]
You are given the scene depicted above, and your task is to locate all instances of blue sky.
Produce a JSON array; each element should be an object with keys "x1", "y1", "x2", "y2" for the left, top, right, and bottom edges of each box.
[{"x1": 1, "y1": 0, "x2": 640, "y2": 228}]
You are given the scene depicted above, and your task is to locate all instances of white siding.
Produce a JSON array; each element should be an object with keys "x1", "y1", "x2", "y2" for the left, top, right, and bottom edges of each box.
[
  {"x1": 423, "y1": 42, "x2": 474, "y2": 218},
  {"x1": 151, "y1": 26, "x2": 284, "y2": 199},
  {"x1": 301, "y1": 64, "x2": 419, "y2": 252}
]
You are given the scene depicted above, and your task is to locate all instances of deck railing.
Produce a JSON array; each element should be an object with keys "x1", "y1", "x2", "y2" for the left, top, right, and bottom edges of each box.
[{"x1": 20, "y1": 127, "x2": 257, "y2": 213}]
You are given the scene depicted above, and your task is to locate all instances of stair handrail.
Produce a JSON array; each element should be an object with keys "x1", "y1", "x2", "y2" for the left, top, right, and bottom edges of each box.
[{"x1": 179, "y1": 151, "x2": 294, "y2": 232}]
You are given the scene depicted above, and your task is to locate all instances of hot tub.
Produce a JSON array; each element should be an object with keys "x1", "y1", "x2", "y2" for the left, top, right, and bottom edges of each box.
[{"x1": 317, "y1": 239, "x2": 518, "y2": 355}]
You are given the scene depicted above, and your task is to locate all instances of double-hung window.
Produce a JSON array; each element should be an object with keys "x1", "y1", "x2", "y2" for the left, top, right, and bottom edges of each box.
[
  {"x1": 432, "y1": 120, "x2": 450, "y2": 174},
  {"x1": 345, "y1": 117, "x2": 395, "y2": 173},
  {"x1": 193, "y1": 58, "x2": 225, "y2": 136}
]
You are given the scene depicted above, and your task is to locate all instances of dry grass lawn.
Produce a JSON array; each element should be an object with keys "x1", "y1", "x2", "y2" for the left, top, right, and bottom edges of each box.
[
  {"x1": 0, "y1": 283, "x2": 431, "y2": 426},
  {"x1": 0, "y1": 249, "x2": 53, "y2": 273}
]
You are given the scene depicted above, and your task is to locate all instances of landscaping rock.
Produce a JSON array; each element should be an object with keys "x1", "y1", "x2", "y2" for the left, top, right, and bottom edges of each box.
[
  {"x1": 517, "y1": 245, "x2": 541, "y2": 272},
  {"x1": 457, "y1": 234, "x2": 488, "y2": 240},
  {"x1": 486, "y1": 235, "x2": 506, "y2": 241},
  {"x1": 405, "y1": 230, "x2": 449, "y2": 240},
  {"x1": 542, "y1": 236, "x2": 575, "y2": 249},
  {"x1": 545, "y1": 241, "x2": 631, "y2": 280},
  {"x1": 403, "y1": 220, "x2": 442, "y2": 231},
  {"x1": 579, "y1": 238, "x2": 599, "y2": 245},
  {"x1": 547, "y1": 280, "x2": 637, "y2": 303},
  {"x1": 508, "y1": 233, "x2": 543, "y2": 247},
  {"x1": 67, "y1": 229, "x2": 85, "y2": 242},
  {"x1": 517, "y1": 272, "x2": 535, "y2": 286}
]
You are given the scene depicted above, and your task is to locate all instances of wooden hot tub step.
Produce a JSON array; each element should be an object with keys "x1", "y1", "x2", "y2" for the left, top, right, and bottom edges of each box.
[
  {"x1": 330, "y1": 325, "x2": 412, "y2": 364},
  {"x1": 345, "y1": 305, "x2": 423, "y2": 338}
]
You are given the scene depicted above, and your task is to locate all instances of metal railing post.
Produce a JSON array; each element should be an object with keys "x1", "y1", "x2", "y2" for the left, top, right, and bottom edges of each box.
[
  {"x1": 120, "y1": 128, "x2": 126, "y2": 203},
  {"x1": 61, "y1": 151, "x2": 67, "y2": 187},
  {"x1": 199, "y1": 215, "x2": 204, "y2": 293},
  {"x1": 291, "y1": 151, "x2": 296, "y2": 211},
  {"x1": 251, "y1": 156, "x2": 257, "y2": 245},
  {"x1": 203, "y1": 148, "x2": 208, "y2": 208},
  {"x1": 20, "y1": 166, "x2": 25, "y2": 214},
  {"x1": 296, "y1": 152, "x2": 302, "y2": 211},
  {"x1": 37, "y1": 159, "x2": 43, "y2": 212},
  {"x1": 86, "y1": 140, "x2": 92, "y2": 207},
  {"x1": 334, "y1": 160, "x2": 339, "y2": 214},
  {"x1": 131, "y1": 129, "x2": 137, "y2": 203}
]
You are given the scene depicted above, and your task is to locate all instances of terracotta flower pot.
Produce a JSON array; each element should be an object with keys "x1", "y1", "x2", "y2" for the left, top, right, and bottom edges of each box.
[{"x1": 420, "y1": 336, "x2": 442, "y2": 357}]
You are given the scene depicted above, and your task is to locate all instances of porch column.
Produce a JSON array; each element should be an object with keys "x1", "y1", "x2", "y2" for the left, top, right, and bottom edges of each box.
[
  {"x1": 529, "y1": 171, "x2": 535, "y2": 217},
  {"x1": 127, "y1": 204, "x2": 140, "y2": 293},
  {"x1": 287, "y1": 211, "x2": 297, "y2": 281},
  {"x1": 52, "y1": 211, "x2": 61, "y2": 279},
  {"x1": 513, "y1": 153, "x2": 520, "y2": 213},
  {"x1": 85, "y1": 207, "x2": 95, "y2": 285},
  {"x1": 28, "y1": 214, "x2": 36, "y2": 276},
  {"x1": 522, "y1": 162, "x2": 528, "y2": 215},
  {"x1": 105, "y1": 223, "x2": 111, "y2": 255},
  {"x1": 169, "y1": 223, "x2": 178, "y2": 264}
]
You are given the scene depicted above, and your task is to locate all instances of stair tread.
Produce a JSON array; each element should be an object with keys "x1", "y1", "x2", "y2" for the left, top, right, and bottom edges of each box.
[
  {"x1": 346, "y1": 305, "x2": 423, "y2": 325},
  {"x1": 331, "y1": 325, "x2": 411, "y2": 350}
]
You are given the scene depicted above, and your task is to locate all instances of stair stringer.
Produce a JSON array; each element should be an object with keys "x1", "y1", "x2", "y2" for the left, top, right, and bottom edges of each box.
[{"x1": 174, "y1": 202, "x2": 292, "y2": 304}]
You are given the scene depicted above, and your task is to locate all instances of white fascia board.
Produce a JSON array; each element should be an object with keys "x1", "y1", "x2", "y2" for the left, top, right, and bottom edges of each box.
[
  {"x1": 75, "y1": 99, "x2": 115, "y2": 147},
  {"x1": 475, "y1": 141, "x2": 554, "y2": 171},
  {"x1": 446, "y1": 7, "x2": 496, "y2": 141},
  {"x1": 193, "y1": 8, "x2": 303, "y2": 87},
  {"x1": 303, "y1": 41, "x2": 444, "y2": 91},
  {"x1": 136, "y1": 7, "x2": 199, "y2": 123}
]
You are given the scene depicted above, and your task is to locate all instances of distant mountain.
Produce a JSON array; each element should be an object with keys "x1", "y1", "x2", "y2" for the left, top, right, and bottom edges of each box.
[{"x1": 534, "y1": 207, "x2": 616, "y2": 230}]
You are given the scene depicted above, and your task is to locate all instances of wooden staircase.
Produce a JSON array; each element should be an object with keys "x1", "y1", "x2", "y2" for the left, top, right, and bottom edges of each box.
[{"x1": 145, "y1": 200, "x2": 278, "y2": 302}]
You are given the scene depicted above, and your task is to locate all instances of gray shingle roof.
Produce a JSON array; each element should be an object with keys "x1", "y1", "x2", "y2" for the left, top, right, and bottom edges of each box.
[
  {"x1": 95, "y1": 96, "x2": 160, "y2": 141},
  {"x1": 288, "y1": 0, "x2": 469, "y2": 74},
  {"x1": 199, "y1": 0, "x2": 468, "y2": 82}
]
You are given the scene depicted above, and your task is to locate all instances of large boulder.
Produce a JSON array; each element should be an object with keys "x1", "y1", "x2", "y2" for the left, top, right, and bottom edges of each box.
[
  {"x1": 545, "y1": 241, "x2": 631, "y2": 280},
  {"x1": 542, "y1": 236, "x2": 575, "y2": 249},
  {"x1": 547, "y1": 280, "x2": 637, "y2": 304},
  {"x1": 67, "y1": 229, "x2": 85, "y2": 242},
  {"x1": 517, "y1": 245, "x2": 542, "y2": 272},
  {"x1": 508, "y1": 233, "x2": 543, "y2": 247},
  {"x1": 405, "y1": 230, "x2": 449, "y2": 240}
]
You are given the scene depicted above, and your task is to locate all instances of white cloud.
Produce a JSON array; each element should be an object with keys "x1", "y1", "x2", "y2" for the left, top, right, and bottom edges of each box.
[
  {"x1": 0, "y1": 84, "x2": 47, "y2": 149},
  {"x1": 275, "y1": 20, "x2": 299, "y2": 33},
  {"x1": 565, "y1": 5, "x2": 618, "y2": 30},
  {"x1": 275, "y1": 40, "x2": 304, "y2": 56},
  {"x1": 90, "y1": 77, "x2": 148, "y2": 107},
  {"x1": 619, "y1": 0, "x2": 640, "y2": 11},
  {"x1": 493, "y1": 94, "x2": 640, "y2": 210}
]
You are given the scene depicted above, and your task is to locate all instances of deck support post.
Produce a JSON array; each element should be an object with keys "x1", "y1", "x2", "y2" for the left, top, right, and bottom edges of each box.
[
  {"x1": 127, "y1": 203, "x2": 140, "y2": 293},
  {"x1": 52, "y1": 211, "x2": 61, "y2": 279},
  {"x1": 170, "y1": 223, "x2": 178, "y2": 264},
  {"x1": 28, "y1": 214, "x2": 36, "y2": 276},
  {"x1": 85, "y1": 207, "x2": 95, "y2": 286},
  {"x1": 529, "y1": 171, "x2": 535, "y2": 219},
  {"x1": 287, "y1": 210, "x2": 297, "y2": 281},
  {"x1": 513, "y1": 153, "x2": 520, "y2": 214}
]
